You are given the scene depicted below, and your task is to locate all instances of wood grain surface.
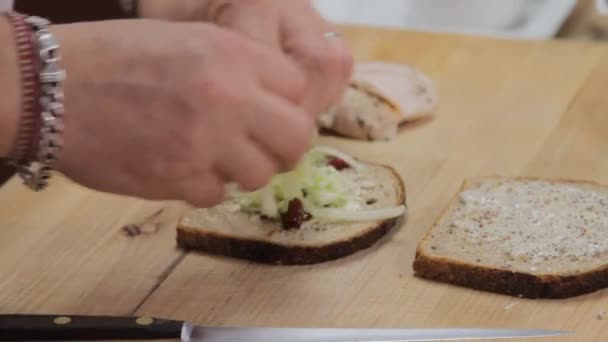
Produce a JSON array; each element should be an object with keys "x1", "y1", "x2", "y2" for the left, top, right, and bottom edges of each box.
[{"x1": 0, "y1": 25, "x2": 606, "y2": 342}]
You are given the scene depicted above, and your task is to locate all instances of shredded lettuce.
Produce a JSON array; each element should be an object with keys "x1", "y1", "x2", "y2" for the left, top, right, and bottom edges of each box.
[{"x1": 227, "y1": 147, "x2": 404, "y2": 222}]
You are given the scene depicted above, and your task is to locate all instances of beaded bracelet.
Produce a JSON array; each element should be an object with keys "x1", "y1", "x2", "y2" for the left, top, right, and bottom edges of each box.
[
  {"x1": 4, "y1": 12, "x2": 65, "y2": 191},
  {"x1": 4, "y1": 12, "x2": 40, "y2": 169}
]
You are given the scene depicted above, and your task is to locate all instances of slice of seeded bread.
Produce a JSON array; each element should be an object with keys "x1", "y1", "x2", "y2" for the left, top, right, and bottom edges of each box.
[
  {"x1": 413, "y1": 177, "x2": 608, "y2": 299},
  {"x1": 177, "y1": 162, "x2": 406, "y2": 265}
]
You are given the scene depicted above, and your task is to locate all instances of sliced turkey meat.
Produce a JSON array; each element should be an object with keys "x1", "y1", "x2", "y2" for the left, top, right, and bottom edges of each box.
[
  {"x1": 318, "y1": 62, "x2": 438, "y2": 141},
  {"x1": 354, "y1": 62, "x2": 438, "y2": 122}
]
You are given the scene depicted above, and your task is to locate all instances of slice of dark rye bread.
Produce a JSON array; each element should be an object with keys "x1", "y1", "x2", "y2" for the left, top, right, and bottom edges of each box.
[
  {"x1": 413, "y1": 177, "x2": 608, "y2": 299},
  {"x1": 176, "y1": 162, "x2": 406, "y2": 265}
]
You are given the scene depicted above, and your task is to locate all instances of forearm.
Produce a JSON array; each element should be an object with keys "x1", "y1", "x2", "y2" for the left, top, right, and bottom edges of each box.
[
  {"x1": 0, "y1": 17, "x2": 19, "y2": 185},
  {"x1": 13, "y1": 0, "x2": 138, "y2": 23},
  {"x1": 0, "y1": 16, "x2": 19, "y2": 159}
]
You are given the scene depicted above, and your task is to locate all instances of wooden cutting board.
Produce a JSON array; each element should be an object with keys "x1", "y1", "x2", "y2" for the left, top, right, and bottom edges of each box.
[{"x1": 0, "y1": 25, "x2": 607, "y2": 342}]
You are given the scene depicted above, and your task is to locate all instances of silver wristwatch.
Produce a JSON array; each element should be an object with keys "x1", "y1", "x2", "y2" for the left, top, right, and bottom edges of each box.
[{"x1": 20, "y1": 16, "x2": 66, "y2": 191}]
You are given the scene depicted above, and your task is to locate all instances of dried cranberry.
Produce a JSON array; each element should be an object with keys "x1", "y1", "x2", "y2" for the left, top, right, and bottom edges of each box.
[
  {"x1": 327, "y1": 157, "x2": 349, "y2": 170},
  {"x1": 280, "y1": 198, "x2": 312, "y2": 230}
]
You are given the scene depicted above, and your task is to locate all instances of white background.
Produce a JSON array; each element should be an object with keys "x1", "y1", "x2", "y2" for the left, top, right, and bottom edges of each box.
[{"x1": 313, "y1": 0, "x2": 579, "y2": 39}]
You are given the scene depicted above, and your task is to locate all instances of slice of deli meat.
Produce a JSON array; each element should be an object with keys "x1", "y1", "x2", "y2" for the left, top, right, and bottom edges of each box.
[
  {"x1": 317, "y1": 62, "x2": 438, "y2": 141},
  {"x1": 354, "y1": 62, "x2": 438, "y2": 122},
  {"x1": 318, "y1": 80, "x2": 402, "y2": 141}
]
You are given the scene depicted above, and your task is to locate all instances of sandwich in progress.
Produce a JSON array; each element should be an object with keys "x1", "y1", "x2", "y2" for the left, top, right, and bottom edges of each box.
[
  {"x1": 413, "y1": 177, "x2": 608, "y2": 299},
  {"x1": 177, "y1": 147, "x2": 407, "y2": 265}
]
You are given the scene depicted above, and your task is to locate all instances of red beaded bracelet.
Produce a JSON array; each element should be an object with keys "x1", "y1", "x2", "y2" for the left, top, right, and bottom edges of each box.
[
  {"x1": 3, "y1": 11, "x2": 64, "y2": 191},
  {"x1": 4, "y1": 11, "x2": 41, "y2": 168}
]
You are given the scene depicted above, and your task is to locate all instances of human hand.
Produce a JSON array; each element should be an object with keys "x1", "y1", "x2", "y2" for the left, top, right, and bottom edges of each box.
[
  {"x1": 51, "y1": 19, "x2": 313, "y2": 207},
  {"x1": 139, "y1": 0, "x2": 354, "y2": 118}
]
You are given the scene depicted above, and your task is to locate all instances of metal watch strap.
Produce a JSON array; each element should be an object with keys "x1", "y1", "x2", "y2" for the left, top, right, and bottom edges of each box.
[{"x1": 20, "y1": 15, "x2": 66, "y2": 191}]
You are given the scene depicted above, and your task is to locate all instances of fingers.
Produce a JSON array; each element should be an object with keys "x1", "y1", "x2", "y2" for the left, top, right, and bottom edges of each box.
[
  {"x1": 177, "y1": 170, "x2": 227, "y2": 208},
  {"x1": 245, "y1": 90, "x2": 314, "y2": 170},
  {"x1": 208, "y1": 0, "x2": 353, "y2": 116},
  {"x1": 212, "y1": 1, "x2": 281, "y2": 48},
  {"x1": 211, "y1": 3, "x2": 308, "y2": 106},
  {"x1": 252, "y1": 46, "x2": 308, "y2": 106},
  {"x1": 281, "y1": 4, "x2": 354, "y2": 116},
  {"x1": 210, "y1": 86, "x2": 314, "y2": 191},
  {"x1": 217, "y1": 91, "x2": 314, "y2": 191},
  {"x1": 326, "y1": 31, "x2": 355, "y2": 92},
  {"x1": 217, "y1": 137, "x2": 279, "y2": 192}
]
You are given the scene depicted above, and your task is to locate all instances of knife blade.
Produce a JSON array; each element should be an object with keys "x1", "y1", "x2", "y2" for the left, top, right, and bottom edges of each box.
[
  {"x1": 185, "y1": 324, "x2": 570, "y2": 342},
  {"x1": 0, "y1": 314, "x2": 570, "y2": 341}
]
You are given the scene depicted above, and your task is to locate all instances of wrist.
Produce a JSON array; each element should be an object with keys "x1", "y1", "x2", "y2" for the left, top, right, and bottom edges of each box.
[{"x1": 0, "y1": 17, "x2": 24, "y2": 158}]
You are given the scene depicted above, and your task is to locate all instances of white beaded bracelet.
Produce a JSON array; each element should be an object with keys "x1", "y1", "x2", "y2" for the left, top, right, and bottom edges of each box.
[{"x1": 20, "y1": 15, "x2": 66, "y2": 191}]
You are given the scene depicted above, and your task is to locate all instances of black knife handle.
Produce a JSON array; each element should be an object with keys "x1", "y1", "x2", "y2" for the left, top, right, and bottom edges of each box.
[{"x1": 0, "y1": 314, "x2": 184, "y2": 341}]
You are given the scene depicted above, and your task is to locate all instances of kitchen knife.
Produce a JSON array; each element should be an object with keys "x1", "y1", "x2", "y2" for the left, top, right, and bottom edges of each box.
[{"x1": 0, "y1": 314, "x2": 570, "y2": 341}]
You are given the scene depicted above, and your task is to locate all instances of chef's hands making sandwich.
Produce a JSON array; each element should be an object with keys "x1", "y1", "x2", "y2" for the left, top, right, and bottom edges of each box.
[
  {"x1": 0, "y1": 0, "x2": 353, "y2": 206},
  {"x1": 143, "y1": 0, "x2": 354, "y2": 116}
]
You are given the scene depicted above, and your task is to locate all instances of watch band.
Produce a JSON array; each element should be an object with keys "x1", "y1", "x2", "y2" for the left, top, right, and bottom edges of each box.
[{"x1": 13, "y1": 0, "x2": 139, "y2": 24}]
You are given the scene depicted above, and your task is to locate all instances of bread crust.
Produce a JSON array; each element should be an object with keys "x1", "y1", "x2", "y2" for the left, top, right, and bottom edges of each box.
[
  {"x1": 413, "y1": 252, "x2": 608, "y2": 299},
  {"x1": 177, "y1": 166, "x2": 406, "y2": 265},
  {"x1": 177, "y1": 218, "x2": 399, "y2": 265},
  {"x1": 413, "y1": 176, "x2": 608, "y2": 299}
]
